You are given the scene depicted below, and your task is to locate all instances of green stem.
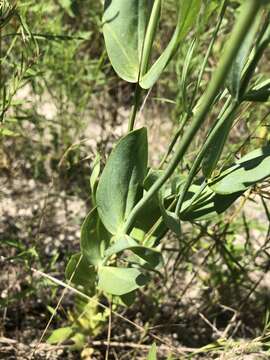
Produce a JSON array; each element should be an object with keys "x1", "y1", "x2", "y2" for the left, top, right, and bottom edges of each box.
[
  {"x1": 190, "y1": 0, "x2": 228, "y2": 112},
  {"x1": 122, "y1": 0, "x2": 263, "y2": 234},
  {"x1": 175, "y1": 98, "x2": 238, "y2": 215},
  {"x1": 158, "y1": 113, "x2": 188, "y2": 169},
  {"x1": 127, "y1": 84, "x2": 141, "y2": 132},
  {"x1": 140, "y1": 0, "x2": 161, "y2": 76}
]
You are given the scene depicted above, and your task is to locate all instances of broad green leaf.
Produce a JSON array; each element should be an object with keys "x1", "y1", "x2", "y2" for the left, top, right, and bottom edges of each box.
[
  {"x1": 243, "y1": 79, "x2": 270, "y2": 102},
  {"x1": 147, "y1": 343, "x2": 157, "y2": 360},
  {"x1": 140, "y1": 0, "x2": 202, "y2": 89},
  {"x1": 65, "y1": 253, "x2": 96, "y2": 292},
  {"x1": 98, "y1": 266, "x2": 149, "y2": 295},
  {"x1": 210, "y1": 146, "x2": 270, "y2": 195},
  {"x1": 96, "y1": 128, "x2": 148, "y2": 235},
  {"x1": 47, "y1": 327, "x2": 74, "y2": 345},
  {"x1": 227, "y1": 12, "x2": 260, "y2": 100},
  {"x1": 103, "y1": 0, "x2": 154, "y2": 82},
  {"x1": 105, "y1": 235, "x2": 163, "y2": 269},
  {"x1": 80, "y1": 208, "x2": 110, "y2": 266}
]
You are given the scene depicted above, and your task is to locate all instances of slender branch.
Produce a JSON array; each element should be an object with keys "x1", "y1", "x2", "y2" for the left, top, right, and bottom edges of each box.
[
  {"x1": 128, "y1": 84, "x2": 141, "y2": 132},
  {"x1": 175, "y1": 98, "x2": 238, "y2": 215}
]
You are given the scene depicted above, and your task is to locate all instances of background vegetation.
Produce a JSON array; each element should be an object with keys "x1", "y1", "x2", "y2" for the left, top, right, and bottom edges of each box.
[{"x1": 1, "y1": 0, "x2": 270, "y2": 359}]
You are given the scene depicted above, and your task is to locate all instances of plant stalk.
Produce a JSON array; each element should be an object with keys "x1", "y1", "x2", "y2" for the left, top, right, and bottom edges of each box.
[
  {"x1": 127, "y1": 84, "x2": 142, "y2": 132},
  {"x1": 122, "y1": 0, "x2": 264, "y2": 234},
  {"x1": 175, "y1": 98, "x2": 238, "y2": 215}
]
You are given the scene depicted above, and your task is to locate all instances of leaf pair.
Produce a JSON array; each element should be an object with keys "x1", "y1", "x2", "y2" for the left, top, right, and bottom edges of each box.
[{"x1": 103, "y1": 0, "x2": 202, "y2": 88}]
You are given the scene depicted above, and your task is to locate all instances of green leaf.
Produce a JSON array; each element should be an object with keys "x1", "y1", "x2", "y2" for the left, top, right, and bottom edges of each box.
[
  {"x1": 96, "y1": 128, "x2": 148, "y2": 235},
  {"x1": 105, "y1": 235, "x2": 163, "y2": 270},
  {"x1": 65, "y1": 253, "x2": 96, "y2": 292},
  {"x1": 210, "y1": 146, "x2": 270, "y2": 195},
  {"x1": 98, "y1": 266, "x2": 149, "y2": 295},
  {"x1": 120, "y1": 291, "x2": 136, "y2": 307},
  {"x1": 243, "y1": 79, "x2": 270, "y2": 102},
  {"x1": 103, "y1": 0, "x2": 154, "y2": 82},
  {"x1": 80, "y1": 208, "x2": 110, "y2": 266},
  {"x1": 147, "y1": 343, "x2": 157, "y2": 360},
  {"x1": 180, "y1": 188, "x2": 242, "y2": 221},
  {"x1": 227, "y1": 11, "x2": 260, "y2": 100},
  {"x1": 159, "y1": 189, "x2": 181, "y2": 235},
  {"x1": 104, "y1": 235, "x2": 138, "y2": 257},
  {"x1": 140, "y1": 0, "x2": 202, "y2": 89},
  {"x1": 47, "y1": 327, "x2": 74, "y2": 345}
]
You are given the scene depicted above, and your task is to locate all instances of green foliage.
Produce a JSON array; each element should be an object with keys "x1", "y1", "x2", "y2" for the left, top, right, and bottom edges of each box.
[
  {"x1": 65, "y1": 253, "x2": 96, "y2": 293},
  {"x1": 65, "y1": 0, "x2": 270, "y2": 302},
  {"x1": 80, "y1": 208, "x2": 110, "y2": 266},
  {"x1": 210, "y1": 146, "x2": 270, "y2": 194},
  {"x1": 147, "y1": 343, "x2": 157, "y2": 360},
  {"x1": 102, "y1": 0, "x2": 202, "y2": 88},
  {"x1": 2, "y1": 0, "x2": 270, "y2": 356},
  {"x1": 98, "y1": 266, "x2": 149, "y2": 295},
  {"x1": 103, "y1": 0, "x2": 154, "y2": 82},
  {"x1": 96, "y1": 128, "x2": 148, "y2": 235}
]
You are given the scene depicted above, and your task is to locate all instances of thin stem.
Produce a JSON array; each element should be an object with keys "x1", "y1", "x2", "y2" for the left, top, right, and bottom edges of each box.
[
  {"x1": 175, "y1": 98, "x2": 238, "y2": 215},
  {"x1": 140, "y1": 0, "x2": 161, "y2": 76},
  {"x1": 122, "y1": 0, "x2": 263, "y2": 234},
  {"x1": 127, "y1": 84, "x2": 142, "y2": 132},
  {"x1": 158, "y1": 113, "x2": 188, "y2": 169},
  {"x1": 190, "y1": 0, "x2": 228, "y2": 111}
]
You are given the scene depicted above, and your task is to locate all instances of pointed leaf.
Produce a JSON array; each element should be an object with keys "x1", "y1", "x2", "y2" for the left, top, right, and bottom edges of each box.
[
  {"x1": 96, "y1": 128, "x2": 148, "y2": 235},
  {"x1": 80, "y1": 208, "x2": 110, "y2": 266},
  {"x1": 98, "y1": 266, "x2": 149, "y2": 295},
  {"x1": 103, "y1": 0, "x2": 154, "y2": 82},
  {"x1": 210, "y1": 146, "x2": 270, "y2": 195}
]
